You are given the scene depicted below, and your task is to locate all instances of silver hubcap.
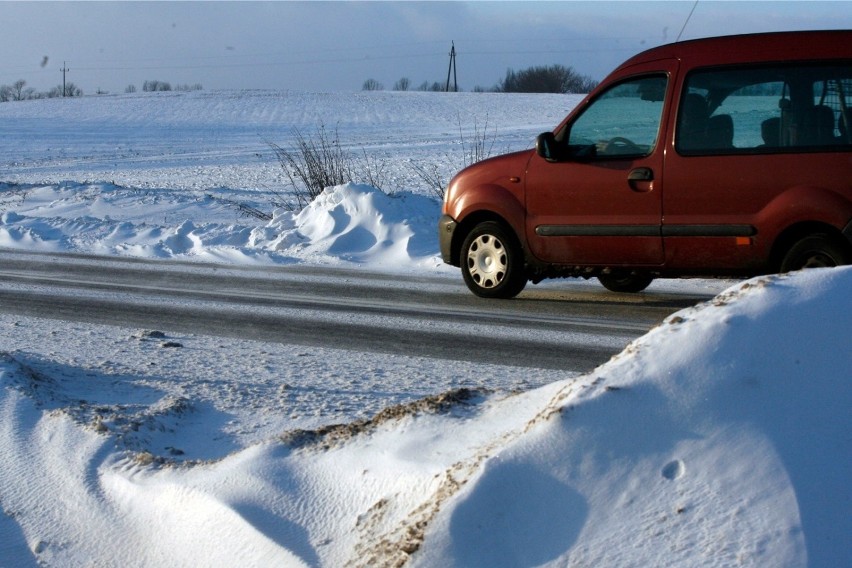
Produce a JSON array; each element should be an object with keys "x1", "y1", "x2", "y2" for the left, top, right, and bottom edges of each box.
[{"x1": 466, "y1": 234, "x2": 507, "y2": 289}]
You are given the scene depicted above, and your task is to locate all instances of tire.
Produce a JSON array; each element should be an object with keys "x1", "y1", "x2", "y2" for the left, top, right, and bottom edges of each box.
[
  {"x1": 780, "y1": 234, "x2": 852, "y2": 272},
  {"x1": 460, "y1": 221, "x2": 527, "y2": 299},
  {"x1": 597, "y1": 272, "x2": 654, "y2": 293}
]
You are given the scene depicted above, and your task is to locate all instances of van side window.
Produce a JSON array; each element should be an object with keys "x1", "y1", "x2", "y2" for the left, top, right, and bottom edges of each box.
[
  {"x1": 565, "y1": 75, "x2": 667, "y2": 158},
  {"x1": 677, "y1": 64, "x2": 852, "y2": 155}
]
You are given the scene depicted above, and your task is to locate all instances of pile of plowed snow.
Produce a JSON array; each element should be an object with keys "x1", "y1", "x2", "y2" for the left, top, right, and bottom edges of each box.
[
  {"x1": 1, "y1": 268, "x2": 849, "y2": 566},
  {"x1": 1, "y1": 182, "x2": 445, "y2": 270}
]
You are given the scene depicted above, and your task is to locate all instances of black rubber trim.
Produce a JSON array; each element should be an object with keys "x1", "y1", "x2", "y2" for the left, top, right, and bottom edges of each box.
[
  {"x1": 438, "y1": 214, "x2": 457, "y2": 264},
  {"x1": 535, "y1": 224, "x2": 756, "y2": 238},
  {"x1": 662, "y1": 224, "x2": 757, "y2": 237},
  {"x1": 536, "y1": 225, "x2": 660, "y2": 237}
]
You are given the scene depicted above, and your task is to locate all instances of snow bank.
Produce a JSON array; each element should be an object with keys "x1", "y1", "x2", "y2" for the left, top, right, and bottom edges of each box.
[
  {"x1": 266, "y1": 184, "x2": 442, "y2": 267},
  {"x1": 0, "y1": 182, "x2": 445, "y2": 270},
  {"x1": 417, "y1": 268, "x2": 852, "y2": 567},
  {"x1": 2, "y1": 268, "x2": 849, "y2": 567}
]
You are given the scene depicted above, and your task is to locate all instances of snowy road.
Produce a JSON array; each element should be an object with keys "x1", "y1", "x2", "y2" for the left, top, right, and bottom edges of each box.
[{"x1": 0, "y1": 249, "x2": 708, "y2": 371}]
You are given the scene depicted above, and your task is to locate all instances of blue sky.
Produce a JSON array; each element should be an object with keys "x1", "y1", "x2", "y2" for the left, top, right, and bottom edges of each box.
[{"x1": 2, "y1": 1, "x2": 849, "y2": 94}]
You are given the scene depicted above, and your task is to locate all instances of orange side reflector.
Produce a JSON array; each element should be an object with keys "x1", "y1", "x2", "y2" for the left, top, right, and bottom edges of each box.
[{"x1": 735, "y1": 237, "x2": 752, "y2": 246}]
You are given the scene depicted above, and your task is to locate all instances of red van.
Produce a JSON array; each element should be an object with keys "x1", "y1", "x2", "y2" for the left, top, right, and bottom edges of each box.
[{"x1": 439, "y1": 30, "x2": 852, "y2": 298}]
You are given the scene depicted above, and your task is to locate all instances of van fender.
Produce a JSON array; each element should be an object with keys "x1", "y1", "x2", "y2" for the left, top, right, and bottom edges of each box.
[
  {"x1": 757, "y1": 185, "x2": 852, "y2": 259},
  {"x1": 447, "y1": 183, "x2": 528, "y2": 265}
]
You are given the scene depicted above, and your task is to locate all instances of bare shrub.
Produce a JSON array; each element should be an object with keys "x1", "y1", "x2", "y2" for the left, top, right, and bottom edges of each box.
[
  {"x1": 412, "y1": 114, "x2": 497, "y2": 199},
  {"x1": 11, "y1": 80, "x2": 33, "y2": 101},
  {"x1": 205, "y1": 194, "x2": 272, "y2": 221},
  {"x1": 47, "y1": 83, "x2": 83, "y2": 98},
  {"x1": 269, "y1": 124, "x2": 389, "y2": 210},
  {"x1": 358, "y1": 148, "x2": 390, "y2": 194},
  {"x1": 461, "y1": 114, "x2": 497, "y2": 165},
  {"x1": 362, "y1": 78, "x2": 384, "y2": 91},
  {"x1": 269, "y1": 125, "x2": 352, "y2": 209},
  {"x1": 143, "y1": 80, "x2": 172, "y2": 92},
  {"x1": 394, "y1": 77, "x2": 411, "y2": 91},
  {"x1": 410, "y1": 162, "x2": 447, "y2": 201}
]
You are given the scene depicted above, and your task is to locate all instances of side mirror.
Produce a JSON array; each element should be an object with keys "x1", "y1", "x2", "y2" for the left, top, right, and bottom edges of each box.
[{"x1": 535, "y1": 132, "x2": 558, "y2": 162}]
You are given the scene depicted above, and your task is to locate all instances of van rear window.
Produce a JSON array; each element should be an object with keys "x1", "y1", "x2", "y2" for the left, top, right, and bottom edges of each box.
[{"x1": 676, "y1": 64, "x2": 852, "y2": 155}]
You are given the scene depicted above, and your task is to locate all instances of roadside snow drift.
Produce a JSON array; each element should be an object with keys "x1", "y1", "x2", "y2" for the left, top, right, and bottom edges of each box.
[
  {"x1": 0, "y1": 182, "x2": 444, "y2": 269},
  {"x1": 264, "y1": 184, "x2": 442, "y2": 267},
  {"x1": 2, "y1": 268, "x2": 849, "y2": 567}
]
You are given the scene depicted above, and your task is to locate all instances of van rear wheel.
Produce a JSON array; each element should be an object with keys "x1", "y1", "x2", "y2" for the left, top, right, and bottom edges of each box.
[
  {"x1": 598, "y1": 272, "x2": 654, "y2": 293},
  {"x1": 461, "y1": 221, "x2": 527, "y2": 299},
  {"x1": 780, "y1": 234, "x2": 851, "y2": 272}
]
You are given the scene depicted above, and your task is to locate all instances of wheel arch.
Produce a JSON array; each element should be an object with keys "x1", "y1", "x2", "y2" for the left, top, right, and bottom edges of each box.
[
  {"x1": 769, "y1": 221, "x2": 852, "y2": 272},
  {"x1": 451, "y1": 211, "x2": 520, "y2": 266},
  {"x1": 446, "y1": 184, "x2": 527, "y2": 267}
]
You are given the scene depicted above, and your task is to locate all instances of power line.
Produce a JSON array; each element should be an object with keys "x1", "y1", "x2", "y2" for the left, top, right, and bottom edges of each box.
[
  {"x1": 1, "y1": 36, "x2": 651, "y2": 75},
  {"x1": 49, "y1": 45, "x2": 641, "y2": 76}
]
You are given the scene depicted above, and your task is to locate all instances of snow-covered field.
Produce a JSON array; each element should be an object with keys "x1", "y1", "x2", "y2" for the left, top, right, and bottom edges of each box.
[{"x1": 1, "y1": 90, "x2": 849, "y2": 567}]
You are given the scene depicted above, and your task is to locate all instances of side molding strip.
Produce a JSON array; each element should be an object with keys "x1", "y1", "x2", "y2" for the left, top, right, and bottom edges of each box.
[{"x1": 535, "y1": 224, "x2": 757, "y2": 237}]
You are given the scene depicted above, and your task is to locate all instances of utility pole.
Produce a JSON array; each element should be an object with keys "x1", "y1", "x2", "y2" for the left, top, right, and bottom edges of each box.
[
  {"x1": 445, "y1": 42, "x2": 457, "y2": 92},
  {"x1": 60, "y1": 61, "x2": 69, "y2": 97}
]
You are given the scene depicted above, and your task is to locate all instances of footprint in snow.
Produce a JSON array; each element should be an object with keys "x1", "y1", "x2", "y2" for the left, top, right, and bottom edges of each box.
[{"x1": 662, "y1": 459, "x2": 686, "y2": 480}]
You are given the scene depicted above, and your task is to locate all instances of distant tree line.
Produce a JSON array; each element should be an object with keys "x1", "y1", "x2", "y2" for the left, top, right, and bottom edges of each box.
[
  {"x1": 362, "y1": 78, "x2": 384, "y2": 91},
  {"x1": 496, "y1": 65, "x2": 598, "y2": 94},
  {"x1": 128, "y1": 80, "x2": 203, "y2": 93},
  {"x1": 364, "y1": 64, "x2": 598, "y2": 94},
  {"x1": 0, "y1": 79, "x2": 82, "y2": 102},
  {"x1": 0, "y1": 77, "x2": 205, "y2": 103},
  {"x1": 364, "y1": 77, "x2": 469, "y2": 93}
]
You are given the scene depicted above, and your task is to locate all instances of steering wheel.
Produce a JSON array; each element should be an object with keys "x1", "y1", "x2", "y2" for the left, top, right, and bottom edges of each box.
[{"x1": 602, "y1": 136, "x2": 641, "y2": 154}]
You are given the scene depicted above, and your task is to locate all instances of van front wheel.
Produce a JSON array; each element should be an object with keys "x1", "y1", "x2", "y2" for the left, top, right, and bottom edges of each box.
[
  {"x1": 780, "y1": 234, "x2": 852, "y2": 272},
  {"x1": 461, "y1": 221, "x2": 527, "y2": 299}
]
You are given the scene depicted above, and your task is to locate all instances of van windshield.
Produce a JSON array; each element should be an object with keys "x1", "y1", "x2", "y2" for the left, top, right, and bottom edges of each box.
[
  {"x1": 565, "y1": 75, "x2": 667, "y2": 158},
  {"x1": 677, "y1": 64, "x2": 852, "y2": 155}
]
